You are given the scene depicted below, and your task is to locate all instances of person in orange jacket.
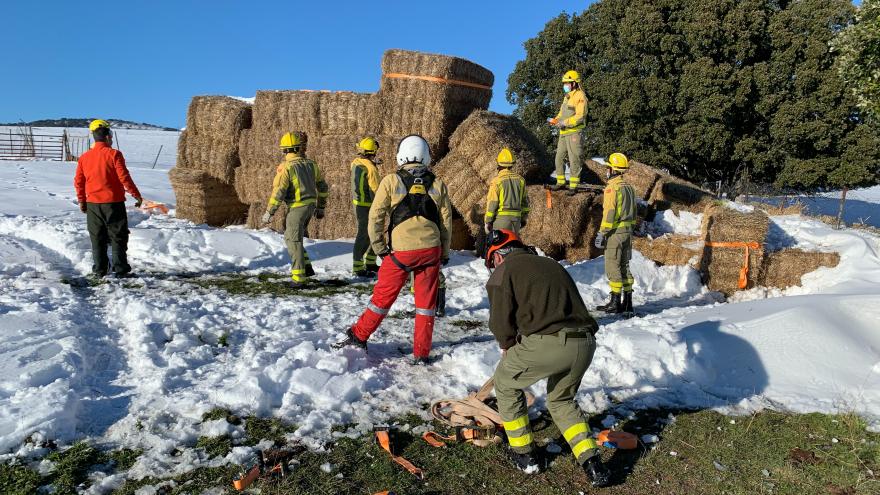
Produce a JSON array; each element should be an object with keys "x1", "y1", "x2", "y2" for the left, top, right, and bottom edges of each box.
[{"x1": 74, "y1": 120, "x2": 142, "y2": 278}]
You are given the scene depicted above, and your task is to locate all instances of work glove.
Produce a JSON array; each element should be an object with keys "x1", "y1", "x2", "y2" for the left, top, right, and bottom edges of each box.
[
  {"x1": 260, "y1": 211, "x2": 272, "y2": 225},
  {"x1": 547, "y1": 117, "x2": 559, "y2": 126},
  {"x1": 134, "y1": 197, "x2": 143, "y2": 208},
  {"x1": 377, "y1": 249, "x2": 391, "y2": 259},
  {"x1": 483, "y1": 223, "x2": 492, "y2": 234},
  {"x1": 314, "y1": 208, "x2": 325, "y2": 220},
  {"x1": 79, "y1": 202, "x2": 87, "y2": 213},
  {"x1": 594, "y1": 231, "x2": 607, "y2": 249}
]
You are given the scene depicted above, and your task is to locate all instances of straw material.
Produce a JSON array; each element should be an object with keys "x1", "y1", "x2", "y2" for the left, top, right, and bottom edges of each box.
[
  {"x1": 584, "y1": 159, "x2": 714, "y2": 213},
  {"x1": 698, "y1": 203, "x2": 770, "y2": 295},
  {"x1": 520, "y1": 186, "x2": 604, "y2": 262},
  {"x1": 633, "y1": 234, "x2": 702, "y2": 267},
  {"x1": 176, "y1": 96, "x2": 252, "y2": 185},
  {"x1": 169, "y1": 167, "x2": 248, "y2": 226},
  {"x1": 759, "y1": 249, "x2": 840, "y2": 288},
  {"x1": 378, "y1": 49, "x2": 494, "y2": 157}
]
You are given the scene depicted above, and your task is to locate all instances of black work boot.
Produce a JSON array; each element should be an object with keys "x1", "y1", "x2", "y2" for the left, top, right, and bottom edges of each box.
[
  {"x1": 549, "y1": 183, "x2": 566, "y2": 191},
  {"x1": 305, "y1": 265, "x2": 316, "y2": 277},
  {"x1": 507, "y1": 448, "x2": 541, "y2": 474},
  {"x1": 622, "y1": 291, "x2": 634, "y2": 316},
  {"x1": 332, "y1": 327, "x2": 367, "y2": 351},
  {"x1": 436, "y1": 288, "x2": 447, "y2": 318},
  {"x1": 583, "y1": 454, "x2": 611, "y2": 487},
  {"x1": 596, "y1": 292, "x2": 622, "y2": 313},
  {"x1": 566, "y1": 188, "x2": 578, "y2": 196}
]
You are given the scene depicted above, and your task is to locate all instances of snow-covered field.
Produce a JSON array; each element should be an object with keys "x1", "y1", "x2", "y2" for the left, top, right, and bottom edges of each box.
[{"x1": 1, "y1": 130, "x2": 879, "y2": 490}]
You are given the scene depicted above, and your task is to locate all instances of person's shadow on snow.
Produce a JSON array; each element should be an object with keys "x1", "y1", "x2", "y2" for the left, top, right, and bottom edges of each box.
[{"x1": 596, "y1": 319, "x2": 769, "y2": 486}]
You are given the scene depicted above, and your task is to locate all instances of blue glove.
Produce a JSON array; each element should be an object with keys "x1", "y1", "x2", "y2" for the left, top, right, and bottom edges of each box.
[{"x1": 594, "y1": 232, "x2": 607, "y2": 249}]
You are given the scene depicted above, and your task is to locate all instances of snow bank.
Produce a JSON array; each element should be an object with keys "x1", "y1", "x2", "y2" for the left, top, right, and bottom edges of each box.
[{"x1": 1, "y1": 142, "x2": 879, "y2": 485}]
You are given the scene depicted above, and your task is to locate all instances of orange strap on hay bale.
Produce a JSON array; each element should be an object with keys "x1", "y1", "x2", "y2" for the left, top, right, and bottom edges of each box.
[
  {"x1": 375, "y1": 430, "x2": 425, "y2": 479},
  {"x1": 546, "y1": 189, "x2": 552, "y2": 209},
  {"x1": 141, "y1": 200, "x2": 169, "y2": 214},
  {"x1": 384, "y1": 72, "x2": 492, "y2": 91},
  {"x1": 705, "y1": 241, "x2": 761, "y2": 289}
]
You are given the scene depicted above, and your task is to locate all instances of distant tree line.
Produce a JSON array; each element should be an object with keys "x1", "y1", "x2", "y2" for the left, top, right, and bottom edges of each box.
[{"x1": 507, "y1": 0, "x2": 880, "y2": 191}]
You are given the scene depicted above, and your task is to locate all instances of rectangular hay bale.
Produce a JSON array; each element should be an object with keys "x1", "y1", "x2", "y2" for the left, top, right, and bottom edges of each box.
[{"x1": 698, "y1": 203, "x2": 770, "y2": 295}]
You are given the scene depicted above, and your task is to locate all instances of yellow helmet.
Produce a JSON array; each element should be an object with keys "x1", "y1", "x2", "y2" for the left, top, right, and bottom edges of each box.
[
  {"x1": 279, "y1": 131, "x2": 305, "y2": 150},
  {"x1": 562, "y1": 70, "x2": 581, "y2": 83},
  {"x1": 496, "y1": 148, "x2": 515, "y2": 167},
  {"x1": 608, "y1": 152, "x2": 630, "y2": 171},
  {"x1": 357, "y1": 136, "x2": 379, "y2": 155},
  {"x1": 89, "y1": 119, "x2": 111, "y2": 132}
]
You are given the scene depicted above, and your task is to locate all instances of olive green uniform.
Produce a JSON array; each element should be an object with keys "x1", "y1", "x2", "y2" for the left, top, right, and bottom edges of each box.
[
  {"x1": 267, "y1": 152, "x2": 329, "y2": 282},
  {"x1": 351, "y1": 157, "x2": 380, "y2": 273},
  {"x1": 485, "y1": 169, "x2": 529, "y2": 234},
  {"x1": 487, "y1": 249, "x2": 601, "y2": 465},
  {"x1": 600, "y1": 175, "x2": 636, "y2": 293},
  {"x1": 553, "y1": 89, "x2": 587, "y2": 190}
]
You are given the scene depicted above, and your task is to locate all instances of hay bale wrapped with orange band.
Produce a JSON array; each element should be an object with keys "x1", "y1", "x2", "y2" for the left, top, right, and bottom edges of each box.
[{"x1": 698, "y1": 203, "x2": 770, "y2": 295}]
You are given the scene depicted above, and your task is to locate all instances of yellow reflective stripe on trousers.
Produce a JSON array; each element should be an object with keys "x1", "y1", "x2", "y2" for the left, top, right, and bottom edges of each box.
[
  {"x1": 507, "y1": 432, "x2": 533, "y2": 448},
  {"x1": 556, "y1": 175, "x2": 566, "y2": 184},
  {"x1": 572, "y1": 438, "x2": 598, "y2": 459},
  {"x1": 609, "y1": 281, "x2": 624, "y2": 293},
  {"x1": 503, "y1": 415, "x2": 530, "y2": 432},
  {"x1": 563, "y1": 423, "x2": 589, "y2": 442},
  {"x1": 497, "y1": 211, "x2": 521, "y2": 217}
]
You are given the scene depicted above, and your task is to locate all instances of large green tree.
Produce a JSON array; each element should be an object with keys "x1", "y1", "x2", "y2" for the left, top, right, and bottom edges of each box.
[
  {"x1": 507, "y1": 0, "x2": 880, "y2": 190},
  {"x1": 834, "y1": 0, "x2": 880, "y2": 118}
]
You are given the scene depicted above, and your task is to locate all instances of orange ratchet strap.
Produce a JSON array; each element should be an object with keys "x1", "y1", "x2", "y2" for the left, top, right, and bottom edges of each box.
[
  {"x1": 140, "y1": 199, "x2": 169, "y2": 214},
  {"x1": 705, "y1": 241, "x2": 761, "y2": 289},
  {"x1": 375, "y1": 429, "x2": 425, "y2": 479},
  {"x1": 384, "y1": 72, "x2": 492, "y2": 90},
  {"x1": 597, "y1": 429, "x2": 639, "y2": 450}
]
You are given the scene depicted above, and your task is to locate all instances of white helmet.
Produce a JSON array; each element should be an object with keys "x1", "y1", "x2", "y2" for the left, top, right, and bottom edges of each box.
[{"x1": 396, "y1": 135, "x2": 431, "y2": 167}]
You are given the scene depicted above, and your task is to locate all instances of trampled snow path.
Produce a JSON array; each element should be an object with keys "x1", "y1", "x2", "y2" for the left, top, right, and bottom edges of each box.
[{"x1": 1, "y1": 155, "x2": 880, "y2": 487}]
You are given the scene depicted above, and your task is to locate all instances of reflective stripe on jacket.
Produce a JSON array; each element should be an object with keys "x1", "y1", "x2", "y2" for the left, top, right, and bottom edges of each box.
[
  {"x1": 368, "y1": 165, "x2": 453, "y2": 259},
  {"x1": 554, "y1": 89, "x2": 587, "y2": 136},
  {"x1": 485, "y1": 169, "x2": 529, "y2": 223},
  {"x1": 351, "y1": 157, "x2": 379, "y2": 207},
  {"x1": 600, "y1": 176, "x2": 636, "y2": 233},
  {"x1": 267, "y1": 153, "x2": 328, "y2": 213},
  {"x1": 74, "y1": 142, "x2": 141, "y2": 203}
]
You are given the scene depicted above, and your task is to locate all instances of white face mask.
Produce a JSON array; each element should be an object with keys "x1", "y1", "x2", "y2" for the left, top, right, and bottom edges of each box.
[{"x1": 563, "y1": 83, "x2": 572, "y2": 93}]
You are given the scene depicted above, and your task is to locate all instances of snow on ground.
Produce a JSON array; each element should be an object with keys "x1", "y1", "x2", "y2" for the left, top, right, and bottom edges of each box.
[
  {"x1": 1, "y1": 137, "x2": 880, "y2": 487},
  {"x1": 754, "y1": 185, "x2": 880, "y2": 228}
]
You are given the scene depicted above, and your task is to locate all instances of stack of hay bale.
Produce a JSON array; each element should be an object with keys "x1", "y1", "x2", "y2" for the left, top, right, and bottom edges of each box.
[
  {"x1": 633, "y1": 234, "x2": 703, "y2": 267},
  {"x1": 170, "y1": 96, "x2": 251, "y2": 226},
  {"x1": 433, "y1": 110, "x2": 607, "y2": 261},
  {"x1": 584, "y1": 159, "x2": 714, "y2": 214},
  {"x1": 234, "y1": 49, "x2": 494, "y2": 238},
  {"x1": 697, "y1": 203, "x2": 770, "y2": 294}
]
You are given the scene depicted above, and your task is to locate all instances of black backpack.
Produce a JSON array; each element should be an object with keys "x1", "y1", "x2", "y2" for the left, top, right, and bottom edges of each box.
[{"x1": 387, "y1": 169, "x2": 441, "y2": 249}]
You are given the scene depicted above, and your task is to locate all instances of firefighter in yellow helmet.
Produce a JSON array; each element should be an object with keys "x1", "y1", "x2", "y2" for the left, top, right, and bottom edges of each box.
[
  {"x1": 548, "y1": 70, "x2": 588, "y2": 196},
  {"x1": 484, "y1": 148, "x2": 529, "y2": 235},
  {"x1": 351, "y1": 137, "x2": 381, "y2": 277},
  {"x1": 594, "y1": 152, "x2": 636, "y2": 315},
  {"x1": 261, "y1": 131, "x2": 329, "y2": 284}
]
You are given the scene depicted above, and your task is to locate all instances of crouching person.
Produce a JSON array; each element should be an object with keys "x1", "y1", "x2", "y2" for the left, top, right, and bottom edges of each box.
[{"x1": 484, "y1": 229, "x2": 611, "y2": 487}]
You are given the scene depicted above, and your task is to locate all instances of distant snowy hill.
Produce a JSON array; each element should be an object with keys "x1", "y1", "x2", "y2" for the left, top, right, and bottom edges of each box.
[{"x1": 1, "y1": 118, "x2": 178, "y2": 131}]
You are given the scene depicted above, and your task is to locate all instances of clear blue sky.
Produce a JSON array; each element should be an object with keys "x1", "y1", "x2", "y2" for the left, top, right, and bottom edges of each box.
[{"x1": 3, "y1": 1, "x2": 591, "y2": 129}]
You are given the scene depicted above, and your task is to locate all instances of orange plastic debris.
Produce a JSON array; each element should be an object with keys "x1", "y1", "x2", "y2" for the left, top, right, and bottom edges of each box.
[
  {"x1": 232, "y1": 464, "x2": 260, "y2": 491},
  {"x1": 597, "y1": 430, "x2": 639, "y2": 450}
]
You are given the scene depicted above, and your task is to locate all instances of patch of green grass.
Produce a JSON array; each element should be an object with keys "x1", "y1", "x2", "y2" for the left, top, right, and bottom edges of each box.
[
  {"x1": 450, "y1": 319, "x2": 485, "y2": 331},
  {"x1": 0, "y1": 463, "x2": 42, "y2": 495},
  {"x1": 46, "y1": 441, "x2": 105, "y2": 494},
  {"x1": 218, "y1": 332, "x2": 229, "y2": 347},
  {"x1": 106, "y1": 448, "x2": 143, "y2": 472},
  {"x1": 201, "y1": 407, "x2": 240, "y2": 425},
  {"x1": 111, "y1": 465, "x2": 241, "y2": 495},
  {"x1": 247, "y1": 410, "x2": 880, "y2": 495},
  {"x1": 196, "y1": 435, "x2": 233, "y2": 459},
  {"x1": 244, "y1": 417, "x2": 299, "y2": 446},
  {"x1": 190, "y1": 274, "x2": 373, "y2": 298}
]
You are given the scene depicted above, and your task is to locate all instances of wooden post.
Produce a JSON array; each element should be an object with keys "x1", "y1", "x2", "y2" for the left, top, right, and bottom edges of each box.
[
  {"x1": 835, "y1": 187, "x2": 848, "y2": 230},
  {"x1": 151, "y1": 145, "x2": 164, "y2": 169}
]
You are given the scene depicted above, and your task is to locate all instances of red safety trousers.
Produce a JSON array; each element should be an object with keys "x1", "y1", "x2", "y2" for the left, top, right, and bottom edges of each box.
[{"x1": 352, "y1": 246, "x2": 441, "y2": 358}]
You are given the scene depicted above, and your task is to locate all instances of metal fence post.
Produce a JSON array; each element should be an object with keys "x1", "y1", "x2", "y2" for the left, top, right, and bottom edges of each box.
[{"x1": 835, "y1": 187, "x2": 848, "y2": 230}]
